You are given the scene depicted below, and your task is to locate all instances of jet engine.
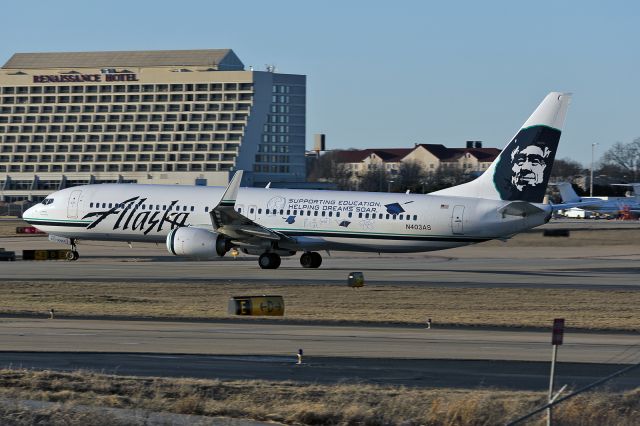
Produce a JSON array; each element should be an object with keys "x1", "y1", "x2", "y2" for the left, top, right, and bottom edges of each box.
[{"x1": 166, "y1": 227, "x2": 230, "y2": 258}]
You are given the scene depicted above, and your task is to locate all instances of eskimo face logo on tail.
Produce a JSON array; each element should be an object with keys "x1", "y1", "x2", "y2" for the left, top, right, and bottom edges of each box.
[
  {"x1": 493, "y1": 126, "x2": 561, "y2": 203},
  {"x1": 82, "y1": 196, "x2": 190, "y2": 234},
  {"x1": 510, "y1": 144, "x2": 551, "y2": 191}
]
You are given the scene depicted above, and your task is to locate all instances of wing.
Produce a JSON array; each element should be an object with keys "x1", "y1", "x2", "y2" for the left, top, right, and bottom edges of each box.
[{"x1": 210, "y1": 171, "x2": 294, "y2": 243}]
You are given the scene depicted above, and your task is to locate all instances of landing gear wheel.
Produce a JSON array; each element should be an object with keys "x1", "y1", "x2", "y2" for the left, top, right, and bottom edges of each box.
[
  {"x1": 258, "y1": 252, "x2": 281, "y2": 269},
  {"x1": 310, "y1": 252, "x2": 322, "y2": 268},
  {"x1": 300, "y1": 252, "x2": 322, "y2": 268},
  {"x1": 66, "y1": 250, "x2": 79, "y2": 261},
  {"x1": 300, "y1": 252, "x2": 313, "y2": 268}
]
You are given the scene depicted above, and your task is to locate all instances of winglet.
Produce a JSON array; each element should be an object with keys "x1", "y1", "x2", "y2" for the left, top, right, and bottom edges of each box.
[{"x1": 219, "y1": 170, "x2": 243, "y2": 207}]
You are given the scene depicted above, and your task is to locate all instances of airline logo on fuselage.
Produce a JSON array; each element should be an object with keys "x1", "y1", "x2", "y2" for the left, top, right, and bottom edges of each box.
[{"x1": 82, "y1": 196, "x2": 190, "y2": 235}]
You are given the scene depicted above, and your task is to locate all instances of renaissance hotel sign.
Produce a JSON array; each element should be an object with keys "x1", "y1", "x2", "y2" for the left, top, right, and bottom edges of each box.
[{"x1": 33, "y1": 73, "x2": 139, "y2": 83}]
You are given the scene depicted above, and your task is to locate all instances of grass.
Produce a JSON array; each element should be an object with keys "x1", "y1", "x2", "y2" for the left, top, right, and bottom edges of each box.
[
  {"x1": 0, "y1": 369, "x2": 638, "y2": 425},
  {"x1": 1, "y1": 280, "x2": 639, "y2": 331}
]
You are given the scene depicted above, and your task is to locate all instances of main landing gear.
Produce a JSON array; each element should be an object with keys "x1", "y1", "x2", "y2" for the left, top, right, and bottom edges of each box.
[
  {"x1": 258, "y1": 252, "x2": 281, "y2": 269},
  {"x1": 300, "y1": 251, "x2": 322, "y2": 268},
  {"x1": 66, "y1": 239, "x2": 80, "y2": 261},
  {"x1": 257, "y1": 251, "x2": 322, "y2": 269}
]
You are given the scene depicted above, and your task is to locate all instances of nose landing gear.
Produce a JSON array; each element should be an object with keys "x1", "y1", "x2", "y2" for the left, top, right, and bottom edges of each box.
[
  {"x1": 300, "y1": 251, "x2": 322, "y2": 268},
  {"x1": 66, "y1": 239, "x2": 79, "y2": 261}
]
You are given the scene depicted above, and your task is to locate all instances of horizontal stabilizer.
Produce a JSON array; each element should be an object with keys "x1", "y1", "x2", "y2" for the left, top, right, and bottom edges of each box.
[{"x1": 498, "y1": 201, "x2": 545, "y2": 217}]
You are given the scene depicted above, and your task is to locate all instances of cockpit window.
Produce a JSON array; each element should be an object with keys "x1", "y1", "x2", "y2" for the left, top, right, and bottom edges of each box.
[{"x1": 41, "y1": 198, "x2": 54, "y2": 205}]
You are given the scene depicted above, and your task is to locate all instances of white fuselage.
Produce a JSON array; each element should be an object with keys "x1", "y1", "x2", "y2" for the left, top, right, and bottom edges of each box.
[{"x1": 24, "y1": 183, "x2": 550, "y2": 254}]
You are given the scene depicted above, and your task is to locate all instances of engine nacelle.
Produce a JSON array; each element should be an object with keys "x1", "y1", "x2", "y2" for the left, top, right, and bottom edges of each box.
[{"x1": 166, "y1": 227, "x2": 227, "y2": 258}]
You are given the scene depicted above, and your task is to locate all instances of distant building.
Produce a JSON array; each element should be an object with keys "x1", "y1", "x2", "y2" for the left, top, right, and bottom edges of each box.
[
  {"x1": 0, "y1": 49, "x2": 306, "y2": 201},
  {"x1": 332, "y1": 141, "x2": 500, "y2": 179}
]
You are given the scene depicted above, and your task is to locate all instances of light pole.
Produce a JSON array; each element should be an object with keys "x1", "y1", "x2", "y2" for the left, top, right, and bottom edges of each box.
[{"x1": 590, "y1": 143, "x2": 598, "y2": 197}]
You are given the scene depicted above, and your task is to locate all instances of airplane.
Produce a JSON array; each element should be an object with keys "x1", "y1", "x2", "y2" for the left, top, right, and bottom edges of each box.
[
  {"x1": 24, "y1": 92, "x2": 575, "y2": 269},
  {"x1": 554, "y1": 182, "x2": 640, "y2": 216}
]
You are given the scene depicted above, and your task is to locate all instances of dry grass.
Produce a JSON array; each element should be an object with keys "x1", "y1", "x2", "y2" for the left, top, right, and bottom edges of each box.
[
  {"x1": 1, "y1": 280, "x2": 639, "y2": 331},
  {"x1": 0, "y1": 219, "x2": 30, "y2": 237},
  {"x1": 0, "y1": 369, "x2": 638, "y2": 425}
]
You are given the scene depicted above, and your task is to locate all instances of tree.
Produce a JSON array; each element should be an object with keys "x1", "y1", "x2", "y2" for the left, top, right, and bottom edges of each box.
[
  {"x1": 601, "y1": 137, "x2": 640, "y2": 182},
  {"x1": 550, "y1": 158, "x2": 584, "y2": 181},
  {"x1": 306, "y1": 152, "x2": 353, "y2": 190},
  {"x1": 358, "y1": 166, "x2": 389, "y2": 192},
  {"x1": 396, "y1": 161, "x2": 426, "y2": 193},
  {"x1": 421, "y1": 166, "x2": 470, "y2": 193}
]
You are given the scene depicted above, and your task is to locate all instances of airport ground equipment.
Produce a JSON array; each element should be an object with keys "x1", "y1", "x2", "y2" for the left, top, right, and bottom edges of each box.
[
  {"x1": 15, "y1": 226, "x2": 45, "y2": 234},
  {"x1": 0, "y1": 248, "x2": 16, "y2": 261}
]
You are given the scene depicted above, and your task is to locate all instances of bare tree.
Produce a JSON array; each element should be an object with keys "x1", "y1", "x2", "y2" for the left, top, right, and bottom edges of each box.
[
  {"x1": 551, "y1": 158, "x2": 584, "y2": 182},
  {"x1": 396, "y1": 161, "x2": 426, "y2": 193},
  {"x1": 601, "y1": 137, "x2": 640, "y2": 181},
  {"x1": 358, "y1": 166, "x2": 390, "y2": 192},
  {"x1": 306, "y1": 152, "x2": 353, "y2": 190}
]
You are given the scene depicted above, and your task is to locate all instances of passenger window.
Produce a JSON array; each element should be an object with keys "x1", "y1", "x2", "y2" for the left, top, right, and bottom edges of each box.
[
  {"x1": 258, "y1": 208, "x2": 262, "y2": 214},
  {"x1": 358, "y1": 213, "x2": 363, "y2": 218},
  {"x1": 314, "y1": 211, "x2": 318, "y2": 216},
  {"x1": 386, "y1": 214, "x2": 390, "y2": 219},
  {"x1": 393, "y1": 215, "x2": 397, "y2": 220},
  {"x1": 413, "y1": 215, "x2": 417, "y2": 220},
  {"x1": 191, "y1": 206, "x2": 195, "y2": 212},
  {"x1": 348, "y1": 212, "x2": 352, "y2": 218},
  {"x1": 279, "y1": 209, "x2": 284, "y2": 215},
  {"x1": 109, "y1": 203, "x2": 113, "y2": 208},
  {"x1": 365, "y1": 213, "x2": 369, "y2": 219},
  {"x1": 90, "y1": 202, "x2": 93, "y2": 208},
  {"x1": 336, "y1": 212, "x2": 340, "y2": 217},
  {"x1": 205, "y1": 207, "x2": 209, "y2": 212},
  {"x1": 238, "y1": 208, "x2": 242, "y2": 213},
  {"x1": 307, "y1": 211, "x2": 311, "y2": 216},
  {"x1": 102, "y1": 203, "x2": 106, "y2": 208},
  {"x1": 379, "y1": 213, "x2": 383, "y2": 219},
  {"x1": 250, "y1": 208, "x2": 255, "y2": 214},
  {"x1": 328, "y1": 211, "x2": 333, "y2": 217},
  {"x1": 183, "y1": 206, "x2": 188, "y2": 212},
  {"x1": 293, "y1": 210, "x2": 297, "y2": 215},
  {"x1": 286, "y1": 209, "x2": 290, "y2": 215},
  {"x1": 399, "y1": 215, "x2": 403, "y2": 220},
  {"x1": 321, "y1": 211, "x2": 326, "y2": 217}
]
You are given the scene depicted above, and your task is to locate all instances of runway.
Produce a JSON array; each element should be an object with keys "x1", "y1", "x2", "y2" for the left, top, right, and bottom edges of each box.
[
  {"x1": 1, "y1": 318, "x2": 639, "y2": 390},
  {"x1": 2, "y1": 235, "x2": 640, "y2": 289}
]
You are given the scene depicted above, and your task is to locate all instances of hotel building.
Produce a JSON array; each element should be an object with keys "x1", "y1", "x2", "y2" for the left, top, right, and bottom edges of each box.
[{"x1": 0, "y1": 49, "x2": 306, "y2": 201}]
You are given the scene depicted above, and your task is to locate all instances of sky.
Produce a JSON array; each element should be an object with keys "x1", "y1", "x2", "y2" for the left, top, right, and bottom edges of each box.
[{"x1": 2, "y1": 0, "x2": 638, "y2": 166}]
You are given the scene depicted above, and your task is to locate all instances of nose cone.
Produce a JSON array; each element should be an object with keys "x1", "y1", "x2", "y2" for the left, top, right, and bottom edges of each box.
[{"x1": 23, "y1": 204, "x2": 37, "y2": 219}]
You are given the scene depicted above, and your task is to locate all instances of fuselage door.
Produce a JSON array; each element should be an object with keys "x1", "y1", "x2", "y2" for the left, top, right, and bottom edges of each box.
[
  {"x1": 67, "y1": 190, "x2": 82, "y2": 219},
  {"x1": 451, "y1": 205, "x2": 465, "y2": 234}
]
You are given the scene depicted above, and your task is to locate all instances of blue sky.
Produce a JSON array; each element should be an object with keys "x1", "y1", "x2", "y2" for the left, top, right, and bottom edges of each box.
[{"x1": 2, "y1": 0, "x2": 638, "y2": 165}]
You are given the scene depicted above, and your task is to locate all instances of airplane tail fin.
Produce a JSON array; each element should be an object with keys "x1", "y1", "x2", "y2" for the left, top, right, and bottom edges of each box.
[
  {"x1": 432, "y1": 92, "x2": 572, "y2": 203},
  {"x1": 554, "y1": 182, "x2": 581, "y2": 203}
]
